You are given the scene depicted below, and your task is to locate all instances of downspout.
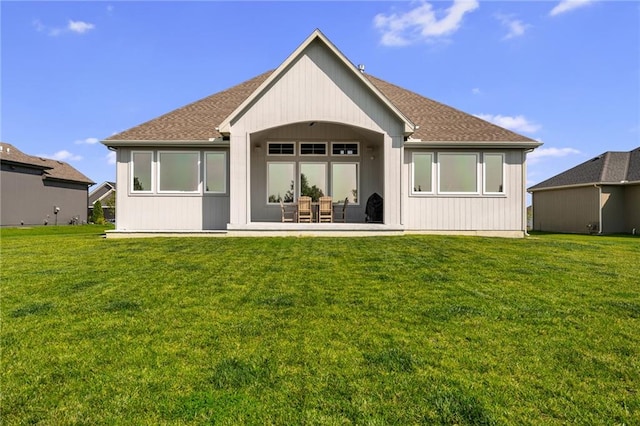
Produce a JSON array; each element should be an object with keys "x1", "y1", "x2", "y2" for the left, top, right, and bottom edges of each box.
[
  {"x1": 595, "y1": 184, "x2": 603, "y2": 234},
  {"x1": 523, "y1": 148, "x2": 534, "y2": 236}
]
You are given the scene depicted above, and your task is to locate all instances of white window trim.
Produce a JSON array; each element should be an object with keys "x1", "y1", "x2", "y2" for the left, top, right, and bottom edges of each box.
[
  {"x1": 204, "y1": 151, "x2": 227, "y2": 194},
  {"x1": 267, "y1": 142, "x2": 296, "y2": 156},
  {"x1": 331, "y1": 141, "x2": 360, "y2": 156},
  {"x1": 130, "y1": 150, "x2": 154, "y2": 194},
  {"x1": 437, "y1": 152, "x2": 480, "y2": 195},
  {"x1": 331, "y1": 161, "x2": 360, "y2": 205},
  {"x1": 411, "y1": 152, "x2": 435, "y2": 195},
  {"x1": 483, "y1": 153, "x2": 506, "y2": 195},
  {"x1": 299, "y1": 142, "x2": 328, "y2": 156},
  {"x1": 267, "y1": 161, "x2": 296, "y2": 204},
  {"x1": 157, "y1": 151, "x2": 201, "y2": 194}
]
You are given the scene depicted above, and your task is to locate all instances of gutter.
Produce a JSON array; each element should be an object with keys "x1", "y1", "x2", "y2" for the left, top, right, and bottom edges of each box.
[{"x1": 523, "y1": 148, "x2": 535, "y2": 236}]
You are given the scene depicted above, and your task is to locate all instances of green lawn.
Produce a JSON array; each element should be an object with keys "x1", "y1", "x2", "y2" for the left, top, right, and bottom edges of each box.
[{"x1": 1, "y1": 226, "x2": 639, "y2": 425}]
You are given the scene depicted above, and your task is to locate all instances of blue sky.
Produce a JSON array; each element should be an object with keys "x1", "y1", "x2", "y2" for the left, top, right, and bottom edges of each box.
[{"x1": 2, "y1": 1, "x2": 639, "y2": 197}]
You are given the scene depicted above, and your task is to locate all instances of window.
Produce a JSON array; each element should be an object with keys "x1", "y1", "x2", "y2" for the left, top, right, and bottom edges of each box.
[
  {"x1": 158, "y1": 152, "x2": 200, "y2": 192},
  {"x1": 332, "y1": 142, "x2": 359, "y2": 156},
  {"x1": 300, "y1": 163, "x2": 327, "y2": 201},
  {"x1": 267, "y1": 162, "x2": 295, "y2": 203},
  {"x1": 300, "y1": 143, "x2": 327, "y2": 155},
  {"x1": 412, "y1": 152, "x2": 433, "y2": 194},
  {"x1": 205, "y1": 152, "x2": 226, "y2": 193},
  {"x1": 332, "y1": 163, "x2": 359, "y2": 203},
  {"x1": 131, "y1": 151, "x2": 153, "y2": 192},
  {"x1": 439, "y1": 153, "x2": 478, "y2": 193},
  {"x1": 268, "y1": 142, "x2": 295, "y2": 156},
  {"x1": 484, "y1": 153, "x2": 504, "y2": 194}
]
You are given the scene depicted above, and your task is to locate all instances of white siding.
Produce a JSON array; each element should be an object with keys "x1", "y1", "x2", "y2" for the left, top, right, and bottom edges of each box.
[{"x1": 403, "y1": 150, "x2": 525, "y2": 231}]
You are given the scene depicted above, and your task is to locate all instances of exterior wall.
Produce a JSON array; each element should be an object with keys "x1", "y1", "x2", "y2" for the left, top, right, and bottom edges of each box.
[
  {"x1": 403, "y1": 149, "x2": 526, "y2": 231},
  {"x1": 624, "y1": 184, "x2": 640, "y2": 232},
  {"x1": 228, "y1": 38, "x2": 405, "y2": 226},
  {"x1": 249, "y1": 122, "x2": 383, "y2": 222},
  {"x1": 115, "y1": 148, "x2": 230, "y2": 231},
  {"x1": 532, "y1": 186, "x2": 599, "y2": 233},
  {"x1": 1, "y1": 164, "x2": 89, "y2": 226},
  {"x1": 601, "y1": 186, "x2": 626, "y2": 233}
]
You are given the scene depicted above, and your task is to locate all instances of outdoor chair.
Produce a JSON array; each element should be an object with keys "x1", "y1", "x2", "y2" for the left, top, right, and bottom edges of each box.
[
  {"x1": 333, "y1": 197, "x2": 349, "y2": 222},
  {"x1": 297, "y1": 196, "x2": 313, "y2": 223},
  {"x1": 318, "y1": 196, "x2": 333, "y2": 223},
  {"x1": 280, "y1": 200, "x2": 296, "y2": 223}
]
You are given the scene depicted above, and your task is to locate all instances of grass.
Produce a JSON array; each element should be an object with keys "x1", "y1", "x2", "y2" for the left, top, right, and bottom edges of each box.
[{"x1": 1, "y1": 225, "x2": 639, "y2": 424}]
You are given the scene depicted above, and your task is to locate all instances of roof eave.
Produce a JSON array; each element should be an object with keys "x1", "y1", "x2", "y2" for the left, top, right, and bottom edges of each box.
[
  {"x1": 403, "y1": 140, "x2": 542, "y2": 149},
  {"x1": 102, "y1": 139, "x2": 228, "y2": 148}
]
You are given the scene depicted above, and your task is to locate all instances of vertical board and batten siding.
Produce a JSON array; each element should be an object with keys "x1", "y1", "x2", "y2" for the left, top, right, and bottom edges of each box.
[
  {"x1": 601, "y1": 186, "x2": 626, "y2": 233},
  {"x1": 228, "y1": 38, "x2": 405, "y2": 226},
  {"x1": 403, "y1": 150, "x2": 525, "y2": 231},
  {"x1": 624, "y1": 185, "x2": 640, "y2": 232},
  {"x1": 116, "y1": 148, "x2": 230, "y2": 231},
  {"x1": 532, "y1": 186, "x2": 599, "y2": 234}
]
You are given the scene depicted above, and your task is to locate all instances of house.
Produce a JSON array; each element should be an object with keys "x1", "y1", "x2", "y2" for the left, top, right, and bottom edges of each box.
[
  {"x1": 88, "y1": 181, "x2": 116, "y2": 222},
  {"x1": 528, "y1": 147, "x2": 640, "y2": 234},
  {"x1": 102, "y1": 30, "x2": 541, "y2": 237},
  {"x1": 0, "y1": 142, "x2": 94, "y2": 226}
]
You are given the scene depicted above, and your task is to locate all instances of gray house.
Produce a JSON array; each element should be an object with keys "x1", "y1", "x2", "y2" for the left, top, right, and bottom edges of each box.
[
  {"x1": 528, "y1": 147, "x2": 640, "y2": 234},
  {"x1": 0, "y1": 142, "x2": 94, "y2": 226},
  {"x1": 102, "y1": 30, "x2": 541, "y2": 237},
  {"x1": 88, "y1": 181, "x2": 116, "y2": 222}
]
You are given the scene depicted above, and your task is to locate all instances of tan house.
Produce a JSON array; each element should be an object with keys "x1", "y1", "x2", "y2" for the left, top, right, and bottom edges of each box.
[
  {"x1": 529, "y1": 147, "x2": 640, "y2": 234},
  {"x1": 102, "y1": 30, "x2": 541, "y2": 237},
  {"x1": 1, "y1": 142, "x2": 94, "y2": 226}
]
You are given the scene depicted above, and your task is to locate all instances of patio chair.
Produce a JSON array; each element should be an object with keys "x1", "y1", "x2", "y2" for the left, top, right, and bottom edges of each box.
[
  {"x1": 280, "y1": 200, "x2": 296, "y2": 223},
  {"x1": 318, "y1": 196, "x2": 333, "y2": 223},
  {"x1": 297, "y1": 196, "x2": 313, "y2": 223},
  {"x1": 333, "y1": 197, "x2": 349, "y2": 223}
]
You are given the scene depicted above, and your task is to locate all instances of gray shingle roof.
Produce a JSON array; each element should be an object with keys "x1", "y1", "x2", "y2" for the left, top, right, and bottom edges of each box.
[
  {"x1": 528, "y1": 147, "x2": 640, "y2": 191},
  {"x1": 0, "y1": 142, "x2": 94, "y2": 185},
  {"x1": 105, "y1": 71, "x2": 536, "y2": 144}
]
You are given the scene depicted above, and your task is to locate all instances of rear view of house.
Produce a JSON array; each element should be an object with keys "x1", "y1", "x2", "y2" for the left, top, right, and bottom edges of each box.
[
  {"x1": 102, "y1": 30, "x2": 540, "y2": 237},
  {"x1": 1, "y1": 142, "x2": 94, "y2": 226},
  {"x1": 529, "y1": 147, "x2": 640, "y2": 234}
]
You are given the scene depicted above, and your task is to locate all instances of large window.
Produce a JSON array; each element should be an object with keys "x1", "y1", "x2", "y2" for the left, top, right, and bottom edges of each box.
[
  {"x1": 332, "y1": 163, "x2": 359, "y2": 204},
  {"x1": 439, "y1": 153, "x2": 479, "y2": 194},
  {"x1": 158, "y1": 152, "x2": 200, "y2": 192},
  {"x1": 412, "y1": 152, "x2": 433, "y2": 194},
  {"x1": 205, "y1": 152, "x2": 226, "y2": 193},
  {"x1": 268, "y1": 162, "x2": 295, "y2": 203},
  {"x1": 131, "y1": 151, "x2": 153, "y2": 192},
  {"x1": 484, "y1": 153, "x2": 504, "y2": 194},
  {"x1": 300, "y1": 163, "x2": 327, "y2": 201}
]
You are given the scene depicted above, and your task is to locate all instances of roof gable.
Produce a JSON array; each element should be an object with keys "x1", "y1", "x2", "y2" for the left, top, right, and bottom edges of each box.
[
  {"x1": 529, "y1": 147, "x2": 640, "y2": 191},
  {"x1": 217, "y1": 29, "x2": 414, "y2": 136}
]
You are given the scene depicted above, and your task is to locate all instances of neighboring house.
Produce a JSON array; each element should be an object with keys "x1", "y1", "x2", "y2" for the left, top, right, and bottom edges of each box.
[
  {"x1": 528, "y1": 147, "x2": 640, "y2": 234},
  {"x1": 102, "y1": 30, "x2": 541, "y2": 237},
  {"x1": 0, "y1": 142, "x2": 95, "y2": 226},
  {"x1": 88, "y1": 181, "x2": 116, "y2": 221}
]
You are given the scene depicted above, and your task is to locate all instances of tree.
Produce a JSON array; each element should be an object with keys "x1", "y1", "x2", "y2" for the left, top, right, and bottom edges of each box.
[
  {"x1": 300, "y1": 173, "x2": 324, "y2": 202},
  {"x1": 92, "y1": 200, "x2": 105, "y2": 225}
]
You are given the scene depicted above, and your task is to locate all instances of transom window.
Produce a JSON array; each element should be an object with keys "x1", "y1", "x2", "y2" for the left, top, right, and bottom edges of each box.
[
  {"x1": 300, "y1": 143, "x2": 327, "y2": 155},
  {"x1": 332, "y1": 142, "x2": 359, "y2": 156},
  {"x1": 268, "y1": 142, "x2": 295, "y2": 156}
]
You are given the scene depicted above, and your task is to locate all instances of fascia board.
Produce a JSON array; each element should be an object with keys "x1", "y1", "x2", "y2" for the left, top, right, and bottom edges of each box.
[{"x1": 403, "y1": 140, "x2": 542, "y2": 149}]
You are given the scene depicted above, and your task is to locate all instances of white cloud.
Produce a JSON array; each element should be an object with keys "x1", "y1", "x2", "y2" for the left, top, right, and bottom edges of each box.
[
  {"x1": 374, "y1": 0, "x2": 479, "y2": 46},
  {"x1": 471, "y1": 87, "x2": 481, "y2": 95},
  {"x1": 550, "y1": 0, "x2": 595, "y2": 17},
  {"x1": 75, "y1": 137, "x2": 99, "y2": 145},
  {"x1": 32, "y1": 19, "x2": 95, "y2": 36},
  {"x1": 106, "y1": 151, "x2": 116, "y2": 165},
  {"x1": 68, "y1": 20, "x2": 95, "y2": 34},
  {"x1": 528, "y1": 147, "x2": 581, "y2": 164},
  {"x1": 495, "y1": 14, "x2": 530, "y2": 39},
  {"x1": 40, "y1": 150, "x2": 83, "y2": 162},
  {"x1": 475, "y1": 113, "x2": 541, "y2": 133}
]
